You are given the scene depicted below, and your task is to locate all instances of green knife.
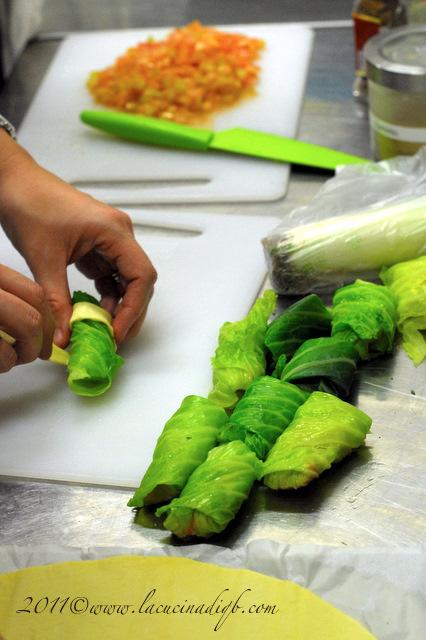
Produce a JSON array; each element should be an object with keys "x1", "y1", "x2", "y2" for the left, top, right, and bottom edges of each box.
[{"x1": 80, "y1": 110, "x2": 369, "y2": 170}]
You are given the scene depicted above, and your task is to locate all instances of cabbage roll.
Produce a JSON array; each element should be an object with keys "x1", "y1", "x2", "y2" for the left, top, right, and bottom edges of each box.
[
  {"x1": 262, "y1": 391, "x2": 372, "y2": 490},
  {"x1": 208, "y1": 289, "x2": 277, "y2": 409},
  {"x1": 128, "y1": 395, "x2": 228, "y2": 508},
  {"x1": 156, "y1": 441, "x2": 262, "y2": 538},
  {"x1": 264, "y1": 294, "x2": 331, "y2": 367},
  {"x1": 218, "y1": 376, "x2": 309, "y2": 459},
  {"x1": 280, "y1": 335, "x2": 359, "y2": 397},
  {"x1": 67, "y1": 291, "x2": 123, "y2": 397},
  {"x1": 380, "y1": 256, "x2": 426, "y2": 366},
  {"x1": 331, "y1": 279, "x2": 397, "y2": 359}
]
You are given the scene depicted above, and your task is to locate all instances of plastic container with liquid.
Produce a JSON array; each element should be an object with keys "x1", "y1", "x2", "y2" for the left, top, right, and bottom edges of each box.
[
  {"x1": 352, "y1": 0, "x2": 406, "y2": 101},
  {"x1": 365, "y1": 24, "x2": 426, "y2": 158}
]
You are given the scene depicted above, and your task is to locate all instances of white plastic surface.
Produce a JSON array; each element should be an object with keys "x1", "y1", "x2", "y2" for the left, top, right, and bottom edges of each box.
[
  {"x1": 0, "y1": 210, "x2": 278, "y2": 487},
  {"x1": 17, "y1": 24, "x2": 313, "y2": 204}
]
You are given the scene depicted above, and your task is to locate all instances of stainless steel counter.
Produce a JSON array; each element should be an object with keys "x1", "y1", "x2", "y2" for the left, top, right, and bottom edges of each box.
[{"x1": 1, "y1": 6, "x2": 424, "y2": 550}]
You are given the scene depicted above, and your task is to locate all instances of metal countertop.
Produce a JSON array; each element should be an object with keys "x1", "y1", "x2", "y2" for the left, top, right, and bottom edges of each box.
[{"x1": 1, "y1": 7, "x2": 424, "y2": 550}]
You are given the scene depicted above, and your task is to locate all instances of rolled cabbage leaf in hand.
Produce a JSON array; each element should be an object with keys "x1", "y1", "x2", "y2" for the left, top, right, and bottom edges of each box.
[
  {"x1": 264, "y1": 294, "x2": 331, "y2": 367},
  {"x1": 262, "y1": 391, "x2": 372, "y2": 490},
  {"x1": 156, "y1": 441, "x2": 262, "y2": 538},
  {"x1": 280, "y1": 336, "x2": 359, "y2": 397},
  {"x1": 128, "y1": 395, "x2": 228, "y2": 508},
  {"x1": 208, "y1": 289, "x2": 277, "y2": 409},
  {"x1": 67, "y1": 291, "x2": 123, "y2": 397},
  {"x1": 218, "y1": 376, "x2": 308, "y2": 459},
  {"x1": 331, "y1": 279, "x2": 397, "y2": 359}
]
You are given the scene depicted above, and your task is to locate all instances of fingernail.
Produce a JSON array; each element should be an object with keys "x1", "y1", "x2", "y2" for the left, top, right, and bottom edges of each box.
[{"x1": 54, "y1": 328, "x2": 63, "y2": 345}]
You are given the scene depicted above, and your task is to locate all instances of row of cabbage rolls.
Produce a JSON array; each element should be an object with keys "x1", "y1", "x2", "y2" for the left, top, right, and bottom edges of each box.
[{"x1": 128, "y1": 275, "x2": 401, "y2": 539}]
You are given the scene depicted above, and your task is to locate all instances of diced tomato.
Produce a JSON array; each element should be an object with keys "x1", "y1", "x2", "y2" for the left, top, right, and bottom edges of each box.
[{"x1": 87, "y1": 21, "x2": 264, "y2": 124}]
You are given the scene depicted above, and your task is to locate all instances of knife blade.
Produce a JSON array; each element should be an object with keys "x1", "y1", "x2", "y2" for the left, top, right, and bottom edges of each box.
[{"x1": 80, "y1": 110, "x2": 369, "y2": 171}]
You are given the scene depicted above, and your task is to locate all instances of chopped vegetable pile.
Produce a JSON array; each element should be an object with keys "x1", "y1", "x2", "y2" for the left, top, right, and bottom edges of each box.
[{"x1": 87, "y1": 21, "x2": 264, "y2": 124}]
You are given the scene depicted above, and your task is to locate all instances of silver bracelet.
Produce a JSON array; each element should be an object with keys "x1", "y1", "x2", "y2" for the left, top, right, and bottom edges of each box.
[{"x1": 0, "y1": 114, "x2": 16, "y2": 139}]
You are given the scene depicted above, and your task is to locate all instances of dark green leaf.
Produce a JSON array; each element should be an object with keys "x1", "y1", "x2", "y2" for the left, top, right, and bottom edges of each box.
[
  {"x1": 264, "y1": 294, "x2": 331, "y2": 366},
  {"x1": 280, "y1": 335, "x2": 359, "y2": 397}
]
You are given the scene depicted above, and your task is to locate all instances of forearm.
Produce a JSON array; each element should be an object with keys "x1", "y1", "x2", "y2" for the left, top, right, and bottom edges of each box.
[{"x1": 0, "y1": 128, "x2": 38, "y2": 221}]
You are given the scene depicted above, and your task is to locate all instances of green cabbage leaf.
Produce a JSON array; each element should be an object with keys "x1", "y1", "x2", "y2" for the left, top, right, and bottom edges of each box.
[
  {"x1": 264, "y1": 294, "x2": 331, "y2": 366},
  {"x1": 208, "y1": 290, "x2": 277, "y2": 409},
  {"x1": 380, "y1": 256, "x2": 426, "y2": 366},
  {"x1": 262, "y1": 391, "x2": 372, "y2": 490},
  {"x1": 280, "y1": 335, "x2": 359, "y2": 397},
  {"x1": 128, "y1": 395, "x2": 228, "y2": 508},
  {"x1": 331, "y1": 279, "x2": 397, "y2": 359},
  {"x1": 156, "y1": 441, "x2": 262, "y2": 538},
  {"x1": 67, "y1": 291, "x2": 123, "y2": 397},
  {"x1": 218, "y1": 376, "x2": 308, "y2": 459}
]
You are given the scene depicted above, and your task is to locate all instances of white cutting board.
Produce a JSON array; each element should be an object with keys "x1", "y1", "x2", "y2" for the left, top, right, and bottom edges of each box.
[
  {"x1": 17, "y1": 24, "x2": 313, "y2": 205},
  {"x1": 0, "y1": 210, "x2": 278, "y2": 487}
]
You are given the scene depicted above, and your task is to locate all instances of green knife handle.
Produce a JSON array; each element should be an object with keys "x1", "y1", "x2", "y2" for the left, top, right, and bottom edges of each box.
[{"x1": 80, "y1": 110, "x2": 213, "y2": 151}]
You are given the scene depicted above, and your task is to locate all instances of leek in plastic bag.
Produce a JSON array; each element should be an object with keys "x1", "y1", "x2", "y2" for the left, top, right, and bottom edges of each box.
[
  {"x1": 264, "y1": 293, "x2": 332, "y2": 366},
  {"x1": 128, "y1": 395, "x2": 228, "y2": 508},
  {"x1": 380, "y1": 255, "x2": 426, "y2": 366},
  {"x1": 262, "y1": 391, "x2": 372, "y2": 490},
  {"x1": 263, "y1": 195, "x2": 426, "y2": 295},
  {"x1": 67, "y1": 291, "x2": 123, "y2": 396},
  {"x1": 218, "y1": 376, "x2": 308, "y2": 459},
  {"x1": 331, "y1": 279, "x2": 398, "y2": 359},
  {"x1": 156, "y1": 441, "x2": 262, "y2": 538},
  {"x1": 208, "y1": 289, "x2": 277, "y2": 409},
  {"x1": 280, "y1": 335, "x2": 359, "y2": 397}
]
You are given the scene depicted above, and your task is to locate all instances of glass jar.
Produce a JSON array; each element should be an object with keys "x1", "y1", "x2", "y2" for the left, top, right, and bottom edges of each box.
[
  {"x1": 352, "y1": 0, "x2": 406, "y2": 101},
  {"x1": 403, "y1": 0, "x2": 426, "y2": 23},
  {"x1": 364, "y1": 25, "x2": 426, "y2": 158}
]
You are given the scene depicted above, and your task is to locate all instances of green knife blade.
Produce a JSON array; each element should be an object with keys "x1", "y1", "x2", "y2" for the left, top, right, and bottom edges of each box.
[{"x1": 80, "y1": 110, "x2": 369, "y2": 170}]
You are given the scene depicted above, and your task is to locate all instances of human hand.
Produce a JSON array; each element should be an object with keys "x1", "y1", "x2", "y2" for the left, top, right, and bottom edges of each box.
[
  {"x1": 0, "y1": 264, "x2": 55, "y2": 372},
  {"x1": 0, "y1": 132, "x2": 157, "y2": 347}
]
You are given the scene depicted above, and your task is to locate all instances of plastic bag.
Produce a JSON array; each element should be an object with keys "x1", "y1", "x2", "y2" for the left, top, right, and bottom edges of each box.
[{"x1": 263, "y1": 147, "x2": 426, "y2": 295}]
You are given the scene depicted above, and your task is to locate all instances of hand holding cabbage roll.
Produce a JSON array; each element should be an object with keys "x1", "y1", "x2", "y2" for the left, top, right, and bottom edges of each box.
[
  {"x1": 128, "y1": 395, "x2": 228, "y2": 508},
  {"x1": 262, "y1": 391, "x2": 372, "y2": 490},
  {"x1": 156, "y1": 441, "x2": 262, "y2": 538}
]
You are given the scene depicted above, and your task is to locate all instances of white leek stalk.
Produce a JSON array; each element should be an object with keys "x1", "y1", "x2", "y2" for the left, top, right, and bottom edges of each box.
[{"x1": 263, "y1": 195, "x2": 426, "y2": 294}]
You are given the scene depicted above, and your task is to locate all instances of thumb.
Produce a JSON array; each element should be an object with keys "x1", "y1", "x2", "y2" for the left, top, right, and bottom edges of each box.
[{"x1": 31, "y1": 261, "x2": 72, "y2": 348}]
